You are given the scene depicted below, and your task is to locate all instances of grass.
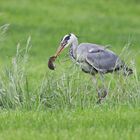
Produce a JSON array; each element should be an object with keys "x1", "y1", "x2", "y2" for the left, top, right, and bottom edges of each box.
[
  {"x1": 0, "y1": 0, "x2": 140, "y2": 139},
  {"x1": 0, "y1": 108, "x2": 139, "y2": 140}
]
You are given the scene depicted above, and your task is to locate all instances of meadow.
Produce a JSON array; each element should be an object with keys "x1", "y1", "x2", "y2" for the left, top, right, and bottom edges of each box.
[{"x1": 0, "y1": 0, "x2": 140, "y2": 139}]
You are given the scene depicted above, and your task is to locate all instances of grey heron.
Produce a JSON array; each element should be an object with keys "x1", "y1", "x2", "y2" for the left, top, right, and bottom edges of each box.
[{"x1": 48, "y1": 33, "x2": 133, "y2": 103}]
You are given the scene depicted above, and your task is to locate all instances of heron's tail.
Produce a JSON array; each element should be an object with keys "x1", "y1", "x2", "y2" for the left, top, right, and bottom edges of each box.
[{"x1": 123, "y1": 67, "x2": 133, "y2": 76}]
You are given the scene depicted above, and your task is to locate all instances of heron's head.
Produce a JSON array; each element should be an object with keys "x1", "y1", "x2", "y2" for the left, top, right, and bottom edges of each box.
[{"x1": 54, "y1": 33, "x2": 78, "y2": 57}]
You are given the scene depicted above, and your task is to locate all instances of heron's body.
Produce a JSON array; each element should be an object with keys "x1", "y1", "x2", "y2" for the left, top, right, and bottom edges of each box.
[{"x1": 69, "y1": 41, "x2": 124, "y2": 75}]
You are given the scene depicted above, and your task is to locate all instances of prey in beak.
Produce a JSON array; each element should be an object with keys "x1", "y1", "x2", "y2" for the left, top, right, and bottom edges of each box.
[{"x1": 48, "y1": 34, "x2": 71, "y2": 70}]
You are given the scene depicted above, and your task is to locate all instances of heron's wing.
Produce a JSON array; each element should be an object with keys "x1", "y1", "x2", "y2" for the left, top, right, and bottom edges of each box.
[{"x1": 86, "y1": 48, "x2": 123, "y2": 72}]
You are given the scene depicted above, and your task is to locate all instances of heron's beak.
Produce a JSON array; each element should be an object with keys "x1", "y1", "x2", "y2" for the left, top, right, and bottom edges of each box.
[{"x1": 54, "y1": 42, "x2": 67, "y2": 57}]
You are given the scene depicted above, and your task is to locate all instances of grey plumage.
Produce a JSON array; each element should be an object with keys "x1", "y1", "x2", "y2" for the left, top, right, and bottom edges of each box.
[{"x1": 74, "y1": 43, "x2": 124, "y2": 75}]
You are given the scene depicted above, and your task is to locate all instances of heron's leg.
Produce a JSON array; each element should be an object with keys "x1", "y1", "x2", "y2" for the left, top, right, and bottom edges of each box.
[
  {"x1": 97, "y1": 73, "x2": 108, "y2": 103},
  {"x1": 99, "y1": 73, "x2": 108, "y2": 98},
  {"x1": 92, "y1": 75, "x2": 101, "y2": 103}
]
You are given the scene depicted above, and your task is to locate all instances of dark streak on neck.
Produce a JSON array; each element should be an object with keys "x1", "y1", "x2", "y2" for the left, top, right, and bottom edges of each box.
[{"x1": 69, "y1": 45, "x2": 76, "y2": 60}]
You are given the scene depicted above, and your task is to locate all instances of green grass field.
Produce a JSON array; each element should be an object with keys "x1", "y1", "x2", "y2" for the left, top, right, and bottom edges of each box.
[{"x1": 0, "y1": 0, "x2": 140, "y2": 139}]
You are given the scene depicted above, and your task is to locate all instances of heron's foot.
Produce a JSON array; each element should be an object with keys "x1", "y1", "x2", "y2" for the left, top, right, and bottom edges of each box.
[{"x1": 96, "y1": 88, "x2": 108, "y2": 104}]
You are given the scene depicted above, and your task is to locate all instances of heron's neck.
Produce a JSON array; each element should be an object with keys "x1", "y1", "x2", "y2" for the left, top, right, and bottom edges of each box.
[{"x1": 69, "y1": 39, "x2": 78, "y2": 60}]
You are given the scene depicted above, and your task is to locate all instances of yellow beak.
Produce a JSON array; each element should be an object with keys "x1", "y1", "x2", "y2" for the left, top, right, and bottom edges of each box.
[{"x1": 54, "y1": 43, "x2": 65, "y2": 57}]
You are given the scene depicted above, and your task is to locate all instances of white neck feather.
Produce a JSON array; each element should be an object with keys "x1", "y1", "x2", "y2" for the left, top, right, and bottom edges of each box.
[{"x1": 69, "y1": 37, "x2": 78, "y2": 60}]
